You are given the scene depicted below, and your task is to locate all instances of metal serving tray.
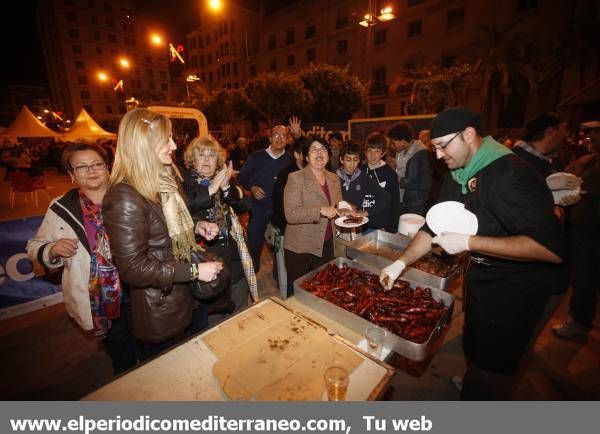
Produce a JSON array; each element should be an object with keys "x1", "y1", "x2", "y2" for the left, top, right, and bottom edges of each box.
[
  {"x1": 345, "y1": 230, "x2": 462, "y2": 290},
  {"x1": 293, "y1": 257, "x2": 455, "y2": 362}
]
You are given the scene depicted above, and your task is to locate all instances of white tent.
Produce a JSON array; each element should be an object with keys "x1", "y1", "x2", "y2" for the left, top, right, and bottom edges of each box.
[
  {"x1": 60, "y1": 108, "x2": 116, "y2": 141},
  {"x1": 0, "y1": 106, "x2": 60, "y2": 141}
]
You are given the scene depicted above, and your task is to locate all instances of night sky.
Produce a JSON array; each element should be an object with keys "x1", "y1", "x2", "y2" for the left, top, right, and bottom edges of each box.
[{"x1": 1, "y1": 0, "x2": 297, "y2": 88}]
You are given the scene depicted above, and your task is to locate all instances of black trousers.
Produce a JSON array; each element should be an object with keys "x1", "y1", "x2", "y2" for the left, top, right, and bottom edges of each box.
[
  {"x1": 284, "y1": 239, "x2": 334, "y2": 297},
  {"x1": 568, "y1": 228, "x2": 599, "y2": 328},
  {"x1": 102, "y1": 297, "x2": 138, "y2": 375}
]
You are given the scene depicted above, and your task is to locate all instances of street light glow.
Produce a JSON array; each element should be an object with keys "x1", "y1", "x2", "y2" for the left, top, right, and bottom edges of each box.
[
  {"x1": 186, "y1": 74, "x2": 200, "y2": 82},
  {"x1": 97, "y1": 71, "x2": 109, "y2": 82},
  {"x1": 119, "y1": 57, "x2": 131, "y2": 69},
  {"x1": 150, "y1": 33, "x2": 164, "y2": 46},
  {"x1": 208, "y1": 0, "x2": 223, "y2": 12},
  {"x1": 378, "y1": 6, "x2": 396, "y2": 21}
]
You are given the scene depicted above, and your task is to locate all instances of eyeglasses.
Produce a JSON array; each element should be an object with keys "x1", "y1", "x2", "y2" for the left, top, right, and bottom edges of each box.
[
  {"x1": 431, "y1": 130, "x2": 464, "y2": 152},
  {"x1": 73, "y1": 162, "x2": 106, "y2": 174},
  {"x1": 309, "y1": 146, "x2": 328, "y2": 154}
]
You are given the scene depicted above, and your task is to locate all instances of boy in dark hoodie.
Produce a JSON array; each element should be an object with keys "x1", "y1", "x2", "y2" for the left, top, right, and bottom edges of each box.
[
  {"x1": 362, "y1": 133, "x2": 400, "y2": 232},
  {"x1": 336, "y1": 141, "x2": 390, "y2": 231}
]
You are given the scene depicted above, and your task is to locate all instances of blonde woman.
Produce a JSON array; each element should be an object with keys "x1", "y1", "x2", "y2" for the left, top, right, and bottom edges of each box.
[
  {"x1": 183, "y1": 136, "x2": 257, "y2": 324},
  {"x1": 103, "y1": 109, "x2": 222, "y2": 360}
]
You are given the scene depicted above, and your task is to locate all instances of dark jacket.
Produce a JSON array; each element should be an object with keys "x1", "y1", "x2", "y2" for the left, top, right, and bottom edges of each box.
[
  {"x1": 271, "y1": 162, "x2": 301, "y2": 231},
  {"x1": 103, "y1": 183, "x2": 193, "y2": 344},
  {"x1": 338, "y1": 170, "x2": 390, "y2": 230},
  {"x1": 399, "y1": 148, "x2": 432, "y2": 216},
  {"x1": 362, "y1": 164, "x2": 400, "y2": 232}
]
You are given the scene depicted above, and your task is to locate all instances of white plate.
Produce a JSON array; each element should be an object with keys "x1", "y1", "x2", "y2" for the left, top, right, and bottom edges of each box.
[
  {"x1": 334, "y1": 216, "x2": 369, "y2": 228},
  {"x1": 426, "y1": 201, "x2": 478, "y2": 236},
  {"x1": 546, "y1": 173, "x2": 581, "y2": 204}
]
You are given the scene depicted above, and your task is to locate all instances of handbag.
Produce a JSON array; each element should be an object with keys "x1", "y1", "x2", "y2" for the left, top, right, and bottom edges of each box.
[{"x1": 188, "y1": 249, "x2": 231, "y2": 300}]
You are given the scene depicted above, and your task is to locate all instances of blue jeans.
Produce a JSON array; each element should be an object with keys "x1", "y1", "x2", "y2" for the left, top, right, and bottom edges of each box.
[{"x1": 247, "y1": 204, "x2": 272, "y2": 273}]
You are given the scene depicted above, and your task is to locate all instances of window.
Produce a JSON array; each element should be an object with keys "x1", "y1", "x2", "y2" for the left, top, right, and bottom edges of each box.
[
  {"x1": 517, "y1": 0, "x2": 538, "y2": 11},
  {"x1": 83, "y1": 104, "x2": 93, "y2": 113},
  {"x1": 269, "y1": 58, "x2": 277, "y2": 71},
  {"x1": 224, "y1": 20, "x2": 228, "y2": 33},
  {"x1": 77, "y1": 76, "x2": 88, "y2": 85},
  {"x1": 72, "y1": 45, "x2": 82, "y2": 54},
  {"x1": 75, "y1": 60, "x2": 85, "y2": 70},
  {"x1": 249, "y1": 66, "x2": 256, "y2": 77},
  {"x1": 408, "y1": 19, "x2": 422, "y2": 38},
  {"x1": 80, "y1": 90, "x2": 91, "y2": 100},
  {"x1": 306, "y1": 47, "x2": 316, "y2": 63},
  {"x1": 68, "y1": 28, "x2": 80, "y2": 38},
  {"x1": 91, "y1": 15, "x2": 98, "y2": 24},
  {"x1": 373, "y1": 67, "x2": 387, "y2": 86},
  {"x1": 447, "y1": 8, "x2": 465, "y2": 30},
  {"x1": 103, "y1": 90, "x2": 110, "y2": 99},
  {"x1": 287, "y1": 54, "x2": 295, "y2": 66},
  {"x1": 268, "y1": 34, "x2": 276, "y2": 50},
  {"x1": 370, "y1": 104, "x2": 385, "y2": 117},
  {"x1": 441, "y1": 55, "x2": 456, "y2": 68},
  {"x1": 217, "y1": 69, "x2": 221, "y2": 80},
  {"x1": 407, "y1": 0, "x2": 425, "y2": 6},
  {"x1": 198, "y1": 35, "x2": 203, "y2": 48},
  {"x1": 336, "y1": 6, "x2": 349, "y2": 29},
  {"x1": 337, "y1": 39, "x2": 348, "y2": 55},
  {"x1": 146, "y1": 69, "x2": 154, "y2": 77},
  {"x1": 209, "y1": 71, "x2": 213, "y2": 82},
  {"x1": 94, "y1": 30, "x2": 101, "y2": 40},
  {"x1": 231, "y1": 20, "x2": 235, "y2": 33},
  {"x1": 305, "y1": 23, "x2": 316, "y2": 39},
  {"x1": 66, "y1": 11, "x2": 77, "y2": 22},
  {"x1": 225, "y1": 63, "x2": 230, "y2": 76},
  {"x1": 106, "y1": 105, "x2": 113, "y2": 114},
  {"x1": 285, "y1": 29, "x2": 295, "y2": 45},
  {"x1": 160, "y1": 83, "x2": 168, "y2": 91},
  {"x1": 233, "y1": 62, "x2": 238, "y2": 76},
  {"x1": 200, "y1": 55, "x2": 205, "y2": 67},
  {"x1": 95, "y1": 46, "x2": 102, "y2": 55},
  {"x1": 103, "y1": 2, "x2": 112, "y2": 12},
  {"x1": 208, "y1": 54, "x2": 212, "y2": 64},
  {"x1": 105, "y1": 17, "x2": 115, "y2": 28},
  {"x1": 206, "y1": 34, "x2": 210, "y2": 45},
  {"x1": 159, "y1": 70, "x2": 167, "y2": 79},
  {"x1": 148, "y1": 82, "x2": 156, "y2": 90},
  {"x1": 107, "y1": 34, "x2": 117, "y2": 43},
  {"x1": 374, "y1": 29, "x2": 387, "y2": 45},
  {"x1": 201, "y1": 72, "x2": 206, "y2": 82}
]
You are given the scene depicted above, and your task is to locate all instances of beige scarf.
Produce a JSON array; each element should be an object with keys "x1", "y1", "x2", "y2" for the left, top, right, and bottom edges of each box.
[{"x1": 158, "y1": 166, "x2": 198, "y2": 262}]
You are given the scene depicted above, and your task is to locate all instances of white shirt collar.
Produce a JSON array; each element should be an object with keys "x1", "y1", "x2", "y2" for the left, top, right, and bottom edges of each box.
[{"x1": 266, "y1": 146, "x2": 286, "y2": 159}]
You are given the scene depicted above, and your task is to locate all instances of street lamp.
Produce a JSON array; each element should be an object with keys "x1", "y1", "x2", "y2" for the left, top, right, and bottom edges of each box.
[
  {"x1": 208, "y1": 0, "x2": 223, "y2": 12},
  {"x1": 97, "y1": 71, "x2": 109, "y2": 82},
  {"x1": 186, "y1": 74, "x2": 200, "y2": 101},
  {"x1": 150, "y1": 32, "x2": 164, "y2": 46},
  {"x1": 118, "y1": 57, "x2": 131, "y2": 69}
]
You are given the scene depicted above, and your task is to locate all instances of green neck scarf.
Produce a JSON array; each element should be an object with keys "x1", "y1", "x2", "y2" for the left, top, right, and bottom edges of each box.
[{"x1": 451, "y1": 135, "x2": 513, "y2": 193}]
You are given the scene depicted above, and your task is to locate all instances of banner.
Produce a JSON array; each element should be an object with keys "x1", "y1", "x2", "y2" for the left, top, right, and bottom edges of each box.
[{"x1": 0, "y1": 216, "x2": 62, "y2": 320}]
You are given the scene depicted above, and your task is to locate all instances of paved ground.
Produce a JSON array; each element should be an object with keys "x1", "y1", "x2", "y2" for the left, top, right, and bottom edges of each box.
[{"x1": 0, "y1": 170, "x2": 598, "y2": 400}]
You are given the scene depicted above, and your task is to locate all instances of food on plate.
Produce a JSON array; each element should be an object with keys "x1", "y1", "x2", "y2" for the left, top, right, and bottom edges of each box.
[{"x1": 342, "y1": 216, "x2": 364, "y2": 225}]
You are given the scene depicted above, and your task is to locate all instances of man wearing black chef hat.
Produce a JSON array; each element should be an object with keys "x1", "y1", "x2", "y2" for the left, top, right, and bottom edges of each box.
[{"x1": 380, "y1": 107, "x2": 567, "y2": 400}]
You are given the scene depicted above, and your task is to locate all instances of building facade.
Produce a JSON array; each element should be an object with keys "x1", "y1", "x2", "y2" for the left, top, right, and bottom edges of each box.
[
  {"x1": 37, "y1": 0, "x2": 171, "y2": 122},
  {"x1": 186, "y1": 0, "x2": 598, "y2": 129}
]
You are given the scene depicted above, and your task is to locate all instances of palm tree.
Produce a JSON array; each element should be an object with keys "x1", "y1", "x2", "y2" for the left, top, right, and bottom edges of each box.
[{"x1": 471, "y1": 20, "x2": 537, "y2": 128}]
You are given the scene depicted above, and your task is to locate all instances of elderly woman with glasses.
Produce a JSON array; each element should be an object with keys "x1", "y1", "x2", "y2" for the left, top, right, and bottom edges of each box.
[
  {"x1": 27, "y1": 143, "x2": 138, "y2": 374},
  {"x1": 183, "y1": 136, "x2": 256, "y2": 324},
  {"x1": 283, "y1": 136, "x2": 360, "y2": 296}
]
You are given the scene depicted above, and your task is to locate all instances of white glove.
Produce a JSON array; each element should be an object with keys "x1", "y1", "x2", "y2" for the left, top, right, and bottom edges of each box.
[
  {"x1": 546, "y1": 174, "x2": 582, "y2": 191},
  {"x1": 431, "y1": 232, "x2": 471, "y2": 255},
  {"x1": 379, "y1": 260, "x2": 406, "y2": 290}
]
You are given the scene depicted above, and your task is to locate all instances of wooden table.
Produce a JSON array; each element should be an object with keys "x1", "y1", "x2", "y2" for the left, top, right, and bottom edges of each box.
[{"x1": 84, "y1": 297, "x2": 394, "y2": 401}]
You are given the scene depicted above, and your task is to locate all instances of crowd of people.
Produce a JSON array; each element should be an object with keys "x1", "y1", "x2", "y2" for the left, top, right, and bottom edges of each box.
[{"x1": 23, "y1": 106, "x2": 599, "y2": 400}]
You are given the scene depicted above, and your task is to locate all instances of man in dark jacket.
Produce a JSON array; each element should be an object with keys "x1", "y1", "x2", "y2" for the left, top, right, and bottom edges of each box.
[{"x1": 388, "y1": 122, "x2": 432, "y2": 216}]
